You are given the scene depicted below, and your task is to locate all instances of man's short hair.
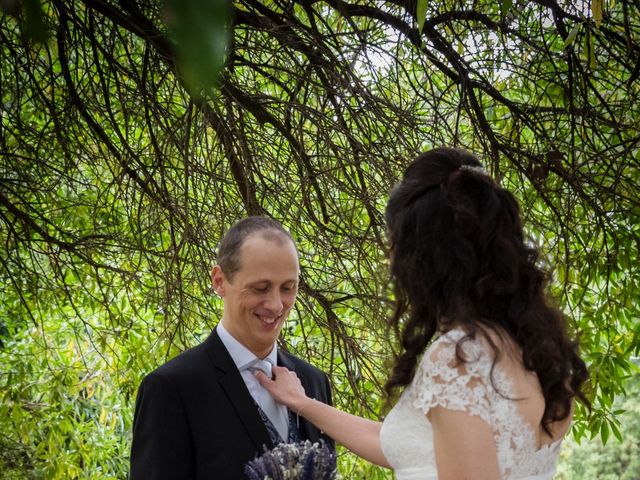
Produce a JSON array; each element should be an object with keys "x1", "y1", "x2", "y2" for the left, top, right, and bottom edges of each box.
[{"x1": 216, "y1": 216, "x2": 296, "y2": 280}]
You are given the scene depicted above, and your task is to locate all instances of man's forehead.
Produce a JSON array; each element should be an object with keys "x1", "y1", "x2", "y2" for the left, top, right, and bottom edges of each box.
[
  {"x1": 238, "y1": 231, "x2": 297, "y2": 256},
  {"x1": 235, "y1": 234, "x2": 299, "y2": 271},
  {"x1": 244, "y1": 229, "x2": 293, "y2": 246}
]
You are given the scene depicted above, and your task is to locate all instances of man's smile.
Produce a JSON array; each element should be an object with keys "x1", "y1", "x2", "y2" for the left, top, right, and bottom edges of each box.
[{"x1": 255, "y1": 313, "x2": 282, "y2": 325}]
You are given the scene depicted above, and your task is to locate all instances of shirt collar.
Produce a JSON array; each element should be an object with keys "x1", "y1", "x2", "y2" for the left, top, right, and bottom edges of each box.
[{"x1": 217, "y1": 321, "x2": 278, "y2": 370}]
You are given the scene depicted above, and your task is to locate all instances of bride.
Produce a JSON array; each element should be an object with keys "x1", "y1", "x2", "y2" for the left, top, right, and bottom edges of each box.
[{"x1": 257, "y1": 148, "x2": 590, "y2": 479}]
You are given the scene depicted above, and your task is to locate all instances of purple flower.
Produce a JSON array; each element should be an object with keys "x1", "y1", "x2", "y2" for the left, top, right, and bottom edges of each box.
[{"x1": 245, "y1": 440, "x2": 338, "y2": 480}]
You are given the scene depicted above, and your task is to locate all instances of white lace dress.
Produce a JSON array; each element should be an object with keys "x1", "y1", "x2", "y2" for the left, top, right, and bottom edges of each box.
[{"x1": 380, "y1": 329, "x2": 563, "y2": 479}]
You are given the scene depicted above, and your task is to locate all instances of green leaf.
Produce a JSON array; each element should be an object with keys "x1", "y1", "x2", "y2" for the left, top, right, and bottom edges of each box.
[
  {"x1": 584, "y1": 27, "x2": 597, "y2": 69},
  {"x1": 590, "y1": 36, "x2": 597, "y2": 69},
  {"x1": 563, "y1": 23, "x2": 581, "y2": 49},
  {"x1": 164, "y1": 0, "x2": 230, "y2": 96},
  {"x1": 590, "y1": 417, "x2": 601, "y2": 439},
  {"x1": 416, "y1": 0, "x2": 428, "y2": 35},
  {"x1": 23, "y1": 0, "x2": 49, "y2": 43},
  {"x1": 591, "y1": 0, "x2": 603, "y2": 28},
  {"x1": 610, "y1": 421, "x2": 622, "y2": 442},
  {"x1": 600, "y1": 420, "x2": 610, "y2": 444},
  {"x1": 501, "y1": 0, "x2": 513, "y2": 18}
]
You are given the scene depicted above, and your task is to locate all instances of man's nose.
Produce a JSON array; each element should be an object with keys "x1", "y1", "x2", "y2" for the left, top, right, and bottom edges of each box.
[{"x1": 264, "y1": 290, "x2": 284, "y2": 312}]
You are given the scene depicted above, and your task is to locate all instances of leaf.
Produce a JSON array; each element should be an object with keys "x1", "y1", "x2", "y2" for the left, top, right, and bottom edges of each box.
[
  {"x1": 590, "y1": 417, "x2": 601, "y2": 439},
  {"x1": 600, "y1": 420, "x2": 610, "y2": 444},
  {"x1": 416, "y1": 0, "x2": 428, "y2": 35},
  {"x1": 563, "y1": 23, "x2": 581, "y2": 49},
  {"x1": 20, "y1": 0, "x2": 49, "y2": 43},
  {"x1": 0, "y1": 0, "x2": 49, "y2": 44},
  {"x1": 584, "y1": 28, "x2": 597, "y2": 69},
  {"x1": 591, "y1": 0, "x2": 603, "y2": 28},
  {"x1": 501, "y1": 0, "x2": 513, "y2": 18},
  {"x1": 99, "y1": 408, "x2": 107, "y2": 425},
  {"x1": 610, "y1": 421, "x2": 622, "y2": 442},
  {"x1": 164, "y1": 0, "x2": 230, "y2": 96}
]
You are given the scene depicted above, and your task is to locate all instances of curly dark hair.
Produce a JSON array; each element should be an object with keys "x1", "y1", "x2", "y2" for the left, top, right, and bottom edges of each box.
[{"x1": 383, "y1": 147, "x2": 589, "y2": 435}]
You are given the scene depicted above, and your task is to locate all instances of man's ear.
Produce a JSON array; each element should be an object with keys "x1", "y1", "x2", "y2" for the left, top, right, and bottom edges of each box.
[{"x1": 211, "y1": 265, "x2": 225, "y2": 296}]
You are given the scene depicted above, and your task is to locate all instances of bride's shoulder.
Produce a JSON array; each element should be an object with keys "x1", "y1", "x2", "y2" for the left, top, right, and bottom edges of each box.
[
  {"x1": 409, "y1": 327, "x2": 496, "y2": 420},
  {"x1": 422, "y1": 327, "x2": 494, "y2": 365}
]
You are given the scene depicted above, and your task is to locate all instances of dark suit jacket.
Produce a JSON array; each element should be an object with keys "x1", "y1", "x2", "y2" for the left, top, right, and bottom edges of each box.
[{"x1": 130, "y1": 327, "x2": 333, "y2": 479}]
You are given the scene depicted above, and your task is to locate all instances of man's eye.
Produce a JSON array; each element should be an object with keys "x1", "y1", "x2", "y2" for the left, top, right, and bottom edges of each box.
[{"x1": 253, "y1": 286, "x2": 268, "y2": 293}]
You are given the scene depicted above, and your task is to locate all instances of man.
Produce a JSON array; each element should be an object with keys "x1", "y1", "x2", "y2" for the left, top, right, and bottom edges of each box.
[{"x1": 130, "y1": 217, "x2": 333, "y2": 479}]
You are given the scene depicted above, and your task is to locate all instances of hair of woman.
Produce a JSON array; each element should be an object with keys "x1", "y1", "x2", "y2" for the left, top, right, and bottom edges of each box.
[{"x1": 383, "y1": 147, "x2": 589, "y2": 435}]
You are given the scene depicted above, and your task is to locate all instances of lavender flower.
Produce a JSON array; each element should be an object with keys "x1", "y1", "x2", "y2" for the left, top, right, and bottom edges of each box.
[{"x1": 245, "y1": 440, "x2": 339, "y2": 480}]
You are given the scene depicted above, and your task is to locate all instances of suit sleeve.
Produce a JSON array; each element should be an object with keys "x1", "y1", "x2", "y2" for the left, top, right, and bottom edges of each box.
[{"x1": 130, "y1": 372, "x2": 195, "y2": 479}]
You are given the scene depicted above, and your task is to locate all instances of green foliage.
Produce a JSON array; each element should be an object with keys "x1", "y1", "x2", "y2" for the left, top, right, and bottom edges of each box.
[
  {"x1": 416, "y1": 0, "x2": 428, "y2": 34},
  {"x1": 0, "y1": 0, "x2": 639, "y2": 478},
  {"x1": 164, "y1": 0, "x2": 229, "y2": 96},
  {"x1": 0, "y1": 315, "x2": 134, "y2": 478},
  {"x1": 557, "y1": 371, "x2": 640, "y2": 479}
]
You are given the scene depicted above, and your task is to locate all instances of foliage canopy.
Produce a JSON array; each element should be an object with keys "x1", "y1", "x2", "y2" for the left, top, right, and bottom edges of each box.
[{"x1": 1, "y1": 0, "x2": 639, "y2": 477}]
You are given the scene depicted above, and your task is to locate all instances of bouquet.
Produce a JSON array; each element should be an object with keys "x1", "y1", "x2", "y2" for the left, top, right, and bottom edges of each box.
[{"x1": 245, "y1": 440, "x2": 339, "y2": 480}]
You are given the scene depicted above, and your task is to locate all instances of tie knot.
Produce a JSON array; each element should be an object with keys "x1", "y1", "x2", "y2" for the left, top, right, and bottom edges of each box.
[{"x1": 248, "y1": 358, "x2": 273, "y2": 378}]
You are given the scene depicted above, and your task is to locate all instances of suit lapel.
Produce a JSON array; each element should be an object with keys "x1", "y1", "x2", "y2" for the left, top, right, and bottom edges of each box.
[
  {"x1": 277, "y1": 350, "x2": 306, "y2": 385},
  {"x1": 204, "y1": 328, "x2": 272, "y2": 451}
]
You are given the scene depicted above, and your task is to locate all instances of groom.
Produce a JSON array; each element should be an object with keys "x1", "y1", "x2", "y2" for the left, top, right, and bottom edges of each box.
[{"x1": 130, "y1": 217, "x2": 334, "y2": 479}]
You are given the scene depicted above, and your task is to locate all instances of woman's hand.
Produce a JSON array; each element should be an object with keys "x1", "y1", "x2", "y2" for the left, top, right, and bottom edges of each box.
[
  {"x1": 258, "y1": 365, "x2": 390, "y2": 468},
  {"x1": 255, "y1": 365, "x2": 309, "y2": 412}
]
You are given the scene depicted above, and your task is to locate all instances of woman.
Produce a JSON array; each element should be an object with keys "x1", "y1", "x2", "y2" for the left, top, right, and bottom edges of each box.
[{"x1": 257, "y1": 148, "x2": 589, "y2": 479}]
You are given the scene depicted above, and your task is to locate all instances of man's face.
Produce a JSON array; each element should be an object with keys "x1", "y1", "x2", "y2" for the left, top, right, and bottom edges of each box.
[{"x1": 211, "y1": 233, "x2": 299, "y2": 358}]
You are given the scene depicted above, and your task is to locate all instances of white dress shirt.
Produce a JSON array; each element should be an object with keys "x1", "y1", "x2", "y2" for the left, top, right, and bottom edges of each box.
[{"x1": 217, "y1": 322, "x2": 289, "y2": 440}]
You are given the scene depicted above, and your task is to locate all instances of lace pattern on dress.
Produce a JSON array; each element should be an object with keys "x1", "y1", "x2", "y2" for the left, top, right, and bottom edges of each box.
[{"x1": 408, "y1": 329, "x2": 558, "y2": 479}]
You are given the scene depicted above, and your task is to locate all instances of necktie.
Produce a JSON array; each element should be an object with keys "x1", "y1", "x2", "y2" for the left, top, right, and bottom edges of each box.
[
  {"x1": 248, "y1": 359, "x2": 289, "y2": 440},
  {"x1": 250, "y1": 359, "x2": 272, "y2": 379}
]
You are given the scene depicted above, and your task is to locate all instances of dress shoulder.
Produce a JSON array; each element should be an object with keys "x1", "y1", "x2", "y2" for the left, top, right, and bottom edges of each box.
[
  {"x1": 409, "y1": 329, "x2": 495, "y2": 426},
  {"x1": 407, "y1": 329, "x2": 563, "y2": 479}
]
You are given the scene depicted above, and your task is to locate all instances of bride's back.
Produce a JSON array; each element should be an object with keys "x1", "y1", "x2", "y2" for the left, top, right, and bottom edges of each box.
[
  {"x1": 381, "y1": 327, "x2": 573, "y2": 479},
  {"x1": 482, "y1": 327, "x2": 573, "y2": 449},
  {"x1": 488, "y1": 331, "x2": 573, "y2": 448}
]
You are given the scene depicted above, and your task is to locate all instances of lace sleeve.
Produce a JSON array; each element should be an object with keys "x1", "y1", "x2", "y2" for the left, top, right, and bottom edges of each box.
[{"x1": 410, "y1": 331, "x2": 493, "y2": 425}]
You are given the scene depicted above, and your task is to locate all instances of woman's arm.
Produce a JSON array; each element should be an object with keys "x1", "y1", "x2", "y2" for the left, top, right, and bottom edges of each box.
[
  {"x1": 428, "y1": 406, "x2": 501, "y2": 480},
  {"x1": 256, "y1": 366, "x2": 391, "y2": 468}
]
